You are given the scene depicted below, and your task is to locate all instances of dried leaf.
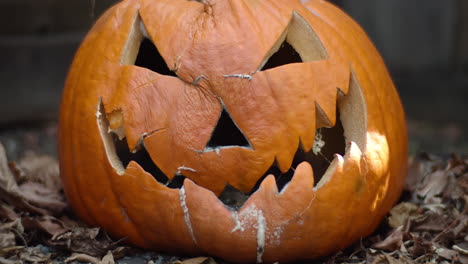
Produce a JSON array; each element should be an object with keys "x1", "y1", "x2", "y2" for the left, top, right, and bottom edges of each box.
[
  {"x1": 0, "y1": 204, "x2": 18, "y2": 221},
  {"x1": 0, "y1": 143, "x2": 56, "y2": 215},
  {"x1": 59, "y1": 215, "x2": 84, "y2": 229},
  {"x1": 409, "y1": 236, "x2": 433, "y2": 257},
  {"x1": 22, "y1": 216, "x2": 68, "y2": 237},
  {"x1": 0, "y1": 257, "x2": 21, "y2": 264},
  {"x1": 0, "y1": 246, "x2": 23, "y2": 258},
  {"x1": 50, "y1": 227, "x2": 117, "y2": 257},
  {"x1": 15, "y1": 152, "x2": 61, "y2": 190},
  {"x1": 460, "y1": 175, "x2": 468, "y2": 195},
  {"x1": 65, "y1": 253, "x2": 101, "y2": 263},
  {"x1": 174, "y1": 257, "x2": 217, "y2": 264},
  {"x1": 416, "y1": 170, "x2": 448, "y2": 202},
  {"x1": 110, "y1": 247, "x2": 133, "y2": 260},
  {"x1": 442, "y1": 173, "x2": 464, "y2": 200},
  {"x1": 371, "y1": 254, "x2": 412, "y2": 264},
  {"x1": 461, "y1": 255, "x2": 468, "y2": 264},
  {"x1": 454, "y1": 242, "x2": 468, "y2": 255},
  {"x1": 18, "y1": 181, "x2": 66, "y2": 214},
  {"x1": 98, "y1": 251, "x2": 115, "y2": 264},
  {"x1": 388, "y1": 203, "x2": 419, "y2": 228},
  {"x1": 1, "y1": 219, "x2": 24, "y2": 236},
  {"x1": 436, "y1": 247, "x2": 459, "y2": 261},
  {"x1": 413, "y1": 211, "x2": 448, "y2": 232},
  {"x1": 18, "y1": 247, "x2": 50, "y2": 263},
  {"x1": 373, "y1": 226, "x2": 408, "y2": 252},
  {"x1": 405, "y1": 157, "x2": 426, "y2": 192},
  {"x1": 0, "y1": 230, "x2": 16, "y2": 249},
  {"x1": 0, "y1": 144, "x2": 18, "y2": 193},
  {"x1": 0, "y1": 219, "x2": 23, "y2": 250},
  {"x1": 0, "y1": 143, "x2": 41, "y2": 214}
]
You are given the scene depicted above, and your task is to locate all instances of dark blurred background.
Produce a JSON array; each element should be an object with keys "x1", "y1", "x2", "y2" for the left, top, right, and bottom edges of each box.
[{"x1": 0, "y1": 0, "x2": 466, "y2": 155}]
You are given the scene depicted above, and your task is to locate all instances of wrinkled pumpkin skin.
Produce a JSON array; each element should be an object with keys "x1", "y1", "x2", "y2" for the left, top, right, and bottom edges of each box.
[{"x1": 58, "y1": 0, "x2": 408, "y2": 263}]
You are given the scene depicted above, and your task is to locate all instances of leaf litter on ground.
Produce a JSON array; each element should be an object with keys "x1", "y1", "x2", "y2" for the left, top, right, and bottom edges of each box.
[{"x1": 0, "y1": 133, "x2": 467, "y2": 264}]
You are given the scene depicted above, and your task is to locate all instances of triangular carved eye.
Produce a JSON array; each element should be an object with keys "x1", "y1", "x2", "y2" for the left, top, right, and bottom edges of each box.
[
  {"x1": 135, "y1": 38, "x2": 177, "y2": 77},
  {"x1": 258, "y1": 11, "x2": 328, "y2": 71},
  {"x1": 261, "y1": 41, "x2": 303, "y2": 71},
  {"x1": 120, "y1": 13, "x2": 176, "y2": 77},
  {"x1": 206, "y1": 107, "x2": 250, "y2": 149}
]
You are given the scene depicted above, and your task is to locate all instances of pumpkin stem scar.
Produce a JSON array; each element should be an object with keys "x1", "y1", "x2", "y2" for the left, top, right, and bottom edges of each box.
[
  {"x1": 179, "y1": 186, "x2": 197, "y2": 244},
  {"x1": 223, "y1": 74, "x2": 253, "y2": 80},
  {"x1": 192, "y1": 75, "x2": 208, "y2": 85},
  {"x1": 256, "y1": 211, "x2": 266, "y2": 263}
]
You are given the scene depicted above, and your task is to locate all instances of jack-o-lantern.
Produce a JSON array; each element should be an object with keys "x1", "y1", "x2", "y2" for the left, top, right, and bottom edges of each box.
[{"x1": 58, "y1": 0, "x2": 408, "y2": 263}]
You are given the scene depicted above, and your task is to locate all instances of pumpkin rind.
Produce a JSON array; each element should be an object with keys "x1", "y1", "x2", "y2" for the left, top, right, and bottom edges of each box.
[{"x1": 58, "y1": 0, "x2": 408, "y2": 263}]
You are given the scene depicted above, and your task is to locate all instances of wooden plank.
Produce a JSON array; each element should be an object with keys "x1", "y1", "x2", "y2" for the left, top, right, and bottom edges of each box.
[
  {"x1": 342, "y1": 0, "x2": 457, "y2": 72},
  {"x1": 0, "y1": 0, "x2": 118, "y2": 35}
]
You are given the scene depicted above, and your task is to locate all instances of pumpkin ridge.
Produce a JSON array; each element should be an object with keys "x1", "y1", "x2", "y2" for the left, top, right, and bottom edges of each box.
[{"x1": 59, "y1": 2, "x2": 138, "y2": 227}]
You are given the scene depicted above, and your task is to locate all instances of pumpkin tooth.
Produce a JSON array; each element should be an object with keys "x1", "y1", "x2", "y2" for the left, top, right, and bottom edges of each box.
[
  {"x1": 313, "y1": 154, "x2": 344, "y2": 190},
  {"x1": 280, "y1": 161, "x2": 314, "y2": 195},
  {"x1": 344, "y1": 141, "x2": 363, "y2": 162},
  {"x1": 183, "y1": 179, "x2": 258, "y2": 260},
  {"x1": 319, "y1": 141, "x2": 363, "y2": 183},
  {"x1": 315, "y1": 102, "x2": 333, "y2": 128},
  {"x1": 275, "y1": 136, "x2": 300, "y2": 173},
  {"x1": 256, "y1": 174, "x2": 279, "y2": 194}
]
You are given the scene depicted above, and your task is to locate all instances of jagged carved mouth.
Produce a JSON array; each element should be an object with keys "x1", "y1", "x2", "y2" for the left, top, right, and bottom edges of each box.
[
  {"x1": 218, "y1": 114, "x2": 345, "y2": 210},
  {"x1": 96, "y1": 80, "x2": 364, "y2": 211},
  {"x1": 96, "y1": 10, "x2": 367, "y2": 211}
]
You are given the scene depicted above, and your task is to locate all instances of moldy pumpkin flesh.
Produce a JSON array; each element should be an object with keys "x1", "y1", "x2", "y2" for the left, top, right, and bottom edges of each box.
[{"x1": 58, "y1": 0, "x2": 408, "y2": 263}]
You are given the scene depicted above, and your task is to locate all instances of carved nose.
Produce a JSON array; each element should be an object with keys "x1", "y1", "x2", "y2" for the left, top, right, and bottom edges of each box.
[{"x1": 205, "y1": 106, "x2": 251, "y2": 150}]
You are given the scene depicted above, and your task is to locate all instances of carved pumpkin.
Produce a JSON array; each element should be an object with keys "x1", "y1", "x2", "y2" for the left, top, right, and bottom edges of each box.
[{"x1": 58, "y1": 0, "x2": 408, "y2": 263}]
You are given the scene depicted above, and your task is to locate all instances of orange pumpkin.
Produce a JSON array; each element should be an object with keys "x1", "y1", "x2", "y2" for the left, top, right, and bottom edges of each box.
[{"x1": 58, "y1": 0, "x2": 408, "y2": 263}]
